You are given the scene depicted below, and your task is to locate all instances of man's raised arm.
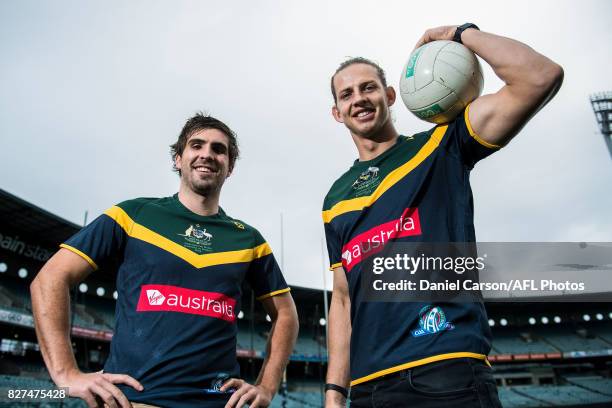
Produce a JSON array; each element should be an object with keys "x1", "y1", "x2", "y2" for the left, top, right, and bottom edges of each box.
[{"x1": 416, "y1": 25, "x2": 564, "y2": 147}]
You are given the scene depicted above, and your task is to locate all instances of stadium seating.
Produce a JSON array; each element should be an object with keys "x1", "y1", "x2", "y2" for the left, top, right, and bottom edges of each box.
[
  {"x1": 81, "y1": 298, "x2": 115, "y2": 329},
  {"x1": 293, "y1": 332, "x2": 326, "y2": 357},
  {"x1": 512, "y1": 384, "x2": 612, "y2": 406},
  {"x1": 237, "y1": 324, "x2": 268, "y2": 351},
  {"x1": 565, "y1": 376, "x2": 612, "y2": 396},
  {"x1": 0, "y1": 281, "x2": 31, "y2": 312},
  {"x1": 536, "y1": 326, "x2": 612, "y2": 353},
  {"x1": 15, "y1": 362, "x2": 50, "y2": 380},
  {"x1": 270, "y1": 390, "x2": 323, "y2": 408},
  {"x1": 0, "y1": 277, "x2": 115, "y2": 332},
  {"x1": 497, "y1": 387, "x2": 547, "y2": 407},
  {"x1": 237, "y1": 323, "x2": 328, "y2": 358},
  {"x1": 594, "y1": 325, "x2": 612, "y2": 344},
  {"x1": 491, "y1": 331, "x2": 559, "y2": 355},
  {"x1": 490, "y1": 325, "x2": 612, "y2": 355}
]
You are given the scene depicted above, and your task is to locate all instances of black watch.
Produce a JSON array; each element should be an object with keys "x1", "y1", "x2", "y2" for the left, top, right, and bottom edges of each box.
[
  {"x1": 453, "y1": 23, "x2": 479, "y2": 44},
  {"x1": 325, "y1": 383, "x2": 349, "y2": 399}
]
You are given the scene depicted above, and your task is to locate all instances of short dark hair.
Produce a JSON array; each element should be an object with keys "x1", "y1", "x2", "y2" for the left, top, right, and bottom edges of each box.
[
  {"x1": 331, "y1": 57, "x2": 388, "y2": 103},
  {"x1": 170, "y1": 113, "x2": 240, "y2": 174}
]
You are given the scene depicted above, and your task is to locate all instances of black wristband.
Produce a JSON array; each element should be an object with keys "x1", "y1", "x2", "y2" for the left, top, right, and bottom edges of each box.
[
  {"x1": 325, "y1": 383, "x2": 349, "y2": 398},
  {"x1": 453, "y1": 23, "x2": 479, "y2": 44}
]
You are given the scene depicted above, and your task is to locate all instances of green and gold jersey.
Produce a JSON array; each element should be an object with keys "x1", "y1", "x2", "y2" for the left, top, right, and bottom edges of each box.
[
  {"x1": 62, "y1": 194, "x2": 289, "y2": 407},
  {"x1": 323, "y1": 106, "x2": 499, "y2": 386}
]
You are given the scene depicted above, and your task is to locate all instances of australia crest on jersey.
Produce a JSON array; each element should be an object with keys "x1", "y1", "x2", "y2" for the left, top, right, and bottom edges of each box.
[
  {"x1": 178, "y1": 224, "x2": 213, "y2": 253},
  {"x1": 352, "y1": 166, "x2": 381, "y2": 194},
  {"x1": 411, "y1": 305, "x2": 455, "y2": 338}
]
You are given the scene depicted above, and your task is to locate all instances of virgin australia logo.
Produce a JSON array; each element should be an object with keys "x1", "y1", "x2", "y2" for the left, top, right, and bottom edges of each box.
[
  {"x1": 352, "y1": 166, "x2": 380, "y2": 193},
  {"x1": 178, "y1": 224, "x2": 213, "y2": 253},
  {"x1": 341, "y1": 250, "x2": 352, "y2": 264},
  {"x1": 147, "y1": 289, "x2": 165, "y2": 305},
  {"x1": 411, "y1": 305, "x2": 455, "y2": 338}
]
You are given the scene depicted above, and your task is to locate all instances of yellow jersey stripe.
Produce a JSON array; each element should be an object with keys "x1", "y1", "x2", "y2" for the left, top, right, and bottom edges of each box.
[
  {"x1": 350, "y1": 352, "x2": 488, "y2": 386},
  {"x1": 329, "y1": 262, "x2": 343, "y2": 271},
  {"x1": 464, "y1": 104, "x2": 500, "y2": 149},
  {"x1": 322, "y1": 126, "x2": 448, "y2": 224},
  {"x1": 60, "y1": 244, "x2": 99, "y2": 271},
  {"x1": 256, "y1": 287, "x2": 291, "y2": 301},
  {"x1": 104, "y1": 206, "x2": 272, "y2": 269}
]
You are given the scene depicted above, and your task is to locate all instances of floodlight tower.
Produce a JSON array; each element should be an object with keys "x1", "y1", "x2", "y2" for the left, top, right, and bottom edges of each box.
[{"x1": 590, "y1": 92, "x2": 612, "y2": 159}]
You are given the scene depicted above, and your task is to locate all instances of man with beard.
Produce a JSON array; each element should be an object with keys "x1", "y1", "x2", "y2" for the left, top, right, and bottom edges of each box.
[
  {"x1": 31, "y1": 114, "x2": 299, "y2": 408},
  {"x1": 323, "y1": 25, "x2": 563, "y2": 407}
]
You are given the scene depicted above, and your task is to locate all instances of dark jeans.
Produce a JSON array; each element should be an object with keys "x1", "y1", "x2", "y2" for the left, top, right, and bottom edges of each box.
[{"x1": 350, "y1": 358, "x2": 502, "y2": 408}]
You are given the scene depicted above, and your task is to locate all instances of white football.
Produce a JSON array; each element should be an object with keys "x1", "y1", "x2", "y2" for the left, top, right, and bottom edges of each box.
[{"x1": 399, "y1": 40, "x2": 484, "y2": 124}]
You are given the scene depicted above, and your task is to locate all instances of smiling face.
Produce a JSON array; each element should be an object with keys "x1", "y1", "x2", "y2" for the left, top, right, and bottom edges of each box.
[
  {"x1": 332, "y1": 63, "x2": 396, "y2": 139},
  {"x1": 174, "y1": 128, "x2": 231, "y2": 197}
]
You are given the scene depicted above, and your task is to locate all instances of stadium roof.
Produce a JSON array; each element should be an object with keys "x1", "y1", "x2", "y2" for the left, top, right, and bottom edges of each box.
[{"x1": 0, "y1": 188, "x2": 80, "y2": 246}]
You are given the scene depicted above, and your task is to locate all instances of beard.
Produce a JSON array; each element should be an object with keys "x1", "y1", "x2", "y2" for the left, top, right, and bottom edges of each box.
[{"x1": 184, "y1": 171, "x2": 225, "y2": 197}]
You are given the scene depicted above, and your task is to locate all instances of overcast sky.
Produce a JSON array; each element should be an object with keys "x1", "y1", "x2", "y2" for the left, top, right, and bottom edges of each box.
[{"x1": 1, "y1": 0, "x2": 611, "y2": 290}]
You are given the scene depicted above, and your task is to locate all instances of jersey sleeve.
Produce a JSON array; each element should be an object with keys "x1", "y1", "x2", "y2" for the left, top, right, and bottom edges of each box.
[
  {"x1": 245, "y1": 229, "x2": 290, "y2": 301},
  {"x1": 60, "y1": 208, "x2": 127, "y2": 271},
  {"x1": 443, "y1": 103, "x2": 501, "y2": 169},
  {"x1": 324, "y1": 221, "x2": 343, "y2": 270}
]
